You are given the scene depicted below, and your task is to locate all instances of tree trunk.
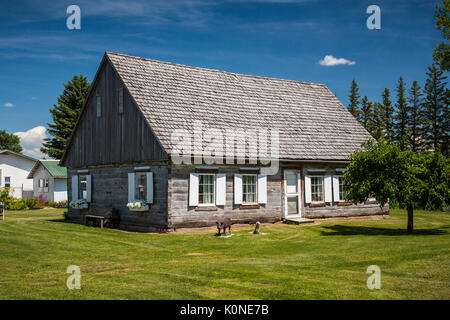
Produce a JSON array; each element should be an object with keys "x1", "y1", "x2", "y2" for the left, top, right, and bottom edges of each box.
[{"x1": 407, "y1": 204, "x2": 414, "y2": 234}]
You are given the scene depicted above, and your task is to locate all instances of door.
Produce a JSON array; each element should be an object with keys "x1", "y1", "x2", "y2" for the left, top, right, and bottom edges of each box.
[{"x1": 284, "y1": 170, "x2": 301, "y2": 218}]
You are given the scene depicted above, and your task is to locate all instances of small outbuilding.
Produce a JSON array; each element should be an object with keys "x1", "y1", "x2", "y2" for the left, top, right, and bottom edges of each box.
[{"x1": 27, "y1": 160, "x2": 68, "y2": 202}]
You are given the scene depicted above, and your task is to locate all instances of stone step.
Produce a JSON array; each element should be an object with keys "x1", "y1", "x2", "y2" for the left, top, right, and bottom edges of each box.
[{"x1": 283, "y1": 217, "x2": 315, "y2": 225}]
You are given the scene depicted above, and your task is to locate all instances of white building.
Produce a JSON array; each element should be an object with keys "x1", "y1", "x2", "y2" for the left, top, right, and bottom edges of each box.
[
  {"x1": 27, "y1": 160, "x2": 68, "y2": 202},
  {"x1": 0, "y1": 150, "x2": 37, "y2": 199}
]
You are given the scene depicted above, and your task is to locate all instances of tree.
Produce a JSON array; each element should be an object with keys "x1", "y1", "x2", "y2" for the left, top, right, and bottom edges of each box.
[
  {"x1": 41, "y1": 75, "x2": 90, "y2": 159},
  {"x1": 348, "y1": 79, "x2": 361, "y2": 121},
  {"x1": 393, "y1": 77, "x2": 409, "y2": 150},
  {"x1": 0, "y1": 130, "x2": 22, "y2": 153},
  {"x1": 417, "y1": 151, "x2": 450, "y2": 210},
  {"x1": 343, "y1": 139, "x2": 425, "y2": 234},
  {"x1": 408, "y1": 80, "x2": 424, "y2": 153},
  {"x1": 380, "y1": 88, "x2": 395, "y2": 141},
  {"x1": 360, "y1": 96, "x2": 373, "y2": 131},
  {"x1": 369, "y1": 102, "x2": 383, "y2": 140},
  {"x1": 422, "y1": 63, "x2": 448, "y2": 155},
  {"x1": 433, "y1": 0, "x2": 450, "y2": 71}
]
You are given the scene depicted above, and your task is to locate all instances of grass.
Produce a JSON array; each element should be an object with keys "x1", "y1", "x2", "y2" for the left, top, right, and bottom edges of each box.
[{"x1": 0, "y1": 208, "x2": 449, "y2": 300}]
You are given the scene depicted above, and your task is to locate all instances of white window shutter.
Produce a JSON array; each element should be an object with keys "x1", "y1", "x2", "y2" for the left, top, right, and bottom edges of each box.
[
  {"x1": 333, "y1": 176, "x2": 340, "y2": 202},
  {"x1": 324, "y1": 175, "x2": 332, "y2": 202},
  {"x1": 304, "y1": 175, "x2": 311, "y2": 203},
  {"x1": 189, "y1": 173, "x2": 199, "y2": 206},
  {"x1": 257, "y1": 174, "x2": 267, "y2": 204},
  {"x1": 146, "y1": 172, "x2": 153, "y2": 204},
  {"x1": 215, "y1": 173, "x2": 226, "y2": 206},
  {"x1": 86, "y1": 175, "x2": 92, "y2": 203},
  {"x1": 71, "y1": 175, "x2": 79, "y2": 202},
  {"x1": 128, "y1": 173, "x2": 135, "y2": 203},
  {"x1": 234, "y1": 174, "x2": 243, "y2": 204}
]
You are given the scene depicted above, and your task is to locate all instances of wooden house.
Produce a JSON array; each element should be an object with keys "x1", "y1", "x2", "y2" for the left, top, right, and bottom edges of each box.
[
  {"x1": 60, "y1": 52, "x2": 387, "y2": 232},
  {"x1": 27, "y1": 160, "x2": 68, "y2": 202}
]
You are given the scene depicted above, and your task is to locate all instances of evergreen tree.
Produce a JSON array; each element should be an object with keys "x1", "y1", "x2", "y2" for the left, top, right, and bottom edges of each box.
[
  {"x1": 380, "y1": 88, "x2": 394, "y2": 141},
  {"x1": 408, "y1": 81, "x2": 424, "y2": 153},
  {"x1": 348, "y1": 79, "x2": 361, "y2": 121},
  {"x1": 393, "y1": 77, "x2": 409, "y2": 150},
  {"x1": 360, "y1": 96, "x2": 373, "y2": 132},
  {"x1": 0, "y1": 130, "x2": 22, "y2": 153},
  {"x1": 41, "y1": 75, "x2": 91, "y2": 159},
  {"x1": 370, "y1": 102, "x2": 383, "y2": 140},
  {"x1": 433, "y1": 0, "x2": 450, "y2": 71},
  {"x1": 422, "y1": 63, "x2": 448, "y2": 155}
]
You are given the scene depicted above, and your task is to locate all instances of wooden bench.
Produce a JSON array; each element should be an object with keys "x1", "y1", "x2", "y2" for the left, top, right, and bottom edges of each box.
[
  {"x1": 84, "y1": 208, "x2": 120, "y2": 229},
  {"x1": 85, "y1": 214, "x2": 108, "y2": 228}
]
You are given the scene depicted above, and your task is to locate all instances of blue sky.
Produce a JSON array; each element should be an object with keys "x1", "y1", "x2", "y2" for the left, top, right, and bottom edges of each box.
[{"x1": 0, "y1": 0, "x2": 443, "y2": 157}]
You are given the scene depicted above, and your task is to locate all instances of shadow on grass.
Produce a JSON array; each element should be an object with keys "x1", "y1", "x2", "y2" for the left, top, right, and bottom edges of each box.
[{"x1": 320, "y1": 225, "x2": 448, "y2": 236}]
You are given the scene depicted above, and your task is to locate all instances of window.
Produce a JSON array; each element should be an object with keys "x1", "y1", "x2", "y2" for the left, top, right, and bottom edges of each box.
[
  {"x1": 311, "y1": 176, "x2": 324, "y2": 202},
  {"x1": 4, "y1": 177, "x2": 10, "y2": 188},
  {"x1": 38, "y1": 179, "x2": 44, "y2": 188},
  {"x1": 242, "y1": 174, "x2": 257, "y2": 204},
  {"x1": 118, "y1": 87, "x2": 124, "y2": 114},
  {"x1": 198, "y1": 174, "x2": 215, "y2": 205},
  {"x1": 135, "y1": 172, "x2": 147, "y2": 201},
  {"x1": 338, "y1": 176, "x2": 346, "y2": 201},
  {"x1": 96, "y1": 95, "x2": 101, "y2": 117},
  {"x1": 79, "y1": 175, "x2": 88, "y2": 200}
]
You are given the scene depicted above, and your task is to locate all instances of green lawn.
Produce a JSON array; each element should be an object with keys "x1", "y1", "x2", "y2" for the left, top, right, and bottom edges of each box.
[{"x1": 0, "y1": 208, "x2": 449, "y2": 300}]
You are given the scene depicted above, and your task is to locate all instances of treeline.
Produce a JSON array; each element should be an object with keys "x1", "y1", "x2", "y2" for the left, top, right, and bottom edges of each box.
[{"x1": 348, "y1": 62, "x2": 449, "y2": 156}]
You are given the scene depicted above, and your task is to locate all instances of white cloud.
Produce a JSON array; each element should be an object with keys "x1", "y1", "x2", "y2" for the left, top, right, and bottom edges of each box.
[
  {"x1": 14, "y1": 126, "x2": 48, "y2": 159},
  {"x1": 4, "y1": 102, "x2": 14, "y2": 107},
  {"x1": 318, "y1": 55, "x2": 356, "y2": 66}
]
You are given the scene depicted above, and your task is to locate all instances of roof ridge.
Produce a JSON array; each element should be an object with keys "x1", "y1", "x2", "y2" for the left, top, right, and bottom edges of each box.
[{"x1": 105, "y1": 51, "x2": 326, "y2": 87}]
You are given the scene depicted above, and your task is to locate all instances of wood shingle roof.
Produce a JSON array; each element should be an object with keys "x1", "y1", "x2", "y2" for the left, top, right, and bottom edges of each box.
[{"x1": 106, "y1": 51, "x2": 371, "y2": 161}]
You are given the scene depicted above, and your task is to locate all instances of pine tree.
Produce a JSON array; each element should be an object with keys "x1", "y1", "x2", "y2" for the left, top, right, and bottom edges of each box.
[
  {"x1": 348, "y1": 79, "x2": 361, "y2": 121},
  {"x1": 408, "y1": 81, "x2": 424, "y2": 153},
  {"x1": 433, "y1": 0, "x2": 450, "y2": 71},
  {"x1": 370, "y1": 102, "x2": 383, "y2": 140},
  {"x1": 422, "y1": 63, "x2": 448, "y2": 155},
  {"x1": 379, "y1": 88, "x2": 394, "y2": 141},
  {"x1": 393, "y1": 77, "x2": 409, "y2": 150},
  {"x1": 41, "y1": 75, "x2": 91, "y2": 159},
  {"x1": 360, "y1": 96, "x2": 373, "y2": 133}
]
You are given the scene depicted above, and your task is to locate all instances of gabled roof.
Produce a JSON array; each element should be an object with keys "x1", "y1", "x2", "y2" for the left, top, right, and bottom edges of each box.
[
  {"x1": 106, "y1": 52, "x2": 371, "y2": 161},
  {"x1": 62, "y1": 52, "x2": 371, "y2": 164},
  {"x1": 27, "y1": 160, "x2": 67, "y2": 179},
  {"x1": 0, "y1": 149, "x2": 37, "y2": 163}
]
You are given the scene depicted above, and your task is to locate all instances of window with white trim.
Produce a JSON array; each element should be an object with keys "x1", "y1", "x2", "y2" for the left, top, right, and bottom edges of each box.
[
  {"x1": 5, "y1": 177, "x2": 10, "y2": 188},
  {"x1": 242, "y1": 174, "x2": 257, "y2": 204},
  {"x1": 198, "y1": 174, "x2": 215, "y2": 205},
  {"x1": 311, "y1": 176, "x2": 324, "y2": 202},
  {"x1": 338, "y1": 176, "x2": 346, "y2": 201}
]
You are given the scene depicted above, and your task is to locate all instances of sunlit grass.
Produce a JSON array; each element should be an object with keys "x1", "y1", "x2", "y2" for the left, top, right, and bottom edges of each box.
[{"x1": 0, "y1": 208, "x2": 448, "y2": 299}]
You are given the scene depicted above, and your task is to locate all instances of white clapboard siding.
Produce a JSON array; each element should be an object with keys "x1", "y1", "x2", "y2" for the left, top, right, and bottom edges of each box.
[
  {"x1": 234, "y1": 174, "x2": 243, "y2": 204},
  {"x1": 86, "y1": 175, "x2": 92, "y2": 203},
  {"x1": 128, "y1": 173, "x2": 135, "y2": 203},
  {"x1": 324, "y1": 175, "x2": 332, "y2": 202},
  {"x1": 333, "y1": 176, "x2": 340, "y2": 202},
  {"x1": 215, "y1": 173, "x2": 226, "y2": 205},
  {"x1": 304, "y1": 175, "x2": 311, "y2": 203},
  {"x1": 189, "y1": 173, "x2": 199, "y2": 206},
  {"x1": 257, "y1": 174, "x2": 267, "y2": 204},
  {"x1": 146, "y1": 172, "x2": 153, "y2": 204},
  {"x1": 71, "y1": 175, "x2": 78, "y2": 202}
]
